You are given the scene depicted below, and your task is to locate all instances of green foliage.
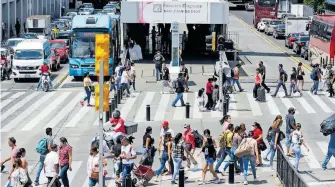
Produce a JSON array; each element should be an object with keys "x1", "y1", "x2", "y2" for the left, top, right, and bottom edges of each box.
[{"x1": 304, "y1": 0, "x2": 325, "y2": 13}]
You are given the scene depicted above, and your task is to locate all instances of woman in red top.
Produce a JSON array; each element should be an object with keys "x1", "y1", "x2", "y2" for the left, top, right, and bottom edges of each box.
[
  {"x1": 59, "y1": 137, "x2": 72, "y2": 187},
  {"x1": 253, "y1": 68, "x2": 262, "y2": 101},
  {"x1": 205, "y1": 78, "x2": 214, "y2": 110},
  {"x1": 182, "y1": 124, "x2": 198, "y2": 170},
  {"x1": 252, "y1": 122, "x2": 263, "y2": 166}
]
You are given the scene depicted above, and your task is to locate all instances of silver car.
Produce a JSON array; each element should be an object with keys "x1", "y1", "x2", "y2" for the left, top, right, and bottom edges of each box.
[
  {"x1": 264, "y1": 20, "x2": 282, "y2": 35},
  {"x1": 78, "y1": 8, "x2": 93, "y2": 15}
]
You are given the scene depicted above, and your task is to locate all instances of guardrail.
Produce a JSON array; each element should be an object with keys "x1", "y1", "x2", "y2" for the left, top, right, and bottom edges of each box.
[{"x1": 276, "y1": 146, "x2": 309, "y2": 187}]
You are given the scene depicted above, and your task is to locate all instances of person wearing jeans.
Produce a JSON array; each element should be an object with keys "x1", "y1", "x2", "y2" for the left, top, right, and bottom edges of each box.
[
  {"x1": 35, "y1": 128, "x2": 53, "y2": 186},
  {"x1": 272, "y1": 64, "x2": 288, "y2": 97},
  {"x1": 120, "y1": 137, "x2": 137, "y2": 187},
  {"x1": 171, "y1": 133, "x2": 186, "y2": 185},
  {"x1": 310, "y1": 64, "x2": 321, "y2": 95},
  {"x1": 120, "y1": 67, "x2": 132, "y2": 97},
  {"x1": 259, "y1": 61, "x2": 270, "y2": 93},
  {"x1": 290, "y1": 123, "x2": 309, "y2": 171},
  {"x1": 59, "y1": 137, "x2": 72, "y2": 187},
  {"x1": 242, "y1": 131, "x2": 259, "y2": 185},
  {"x1": 231, "y1": 64, "x2": 244, "y2": 92},
  {"x1": 322, "y1": 131, "x2": 335, "y2": 169},
  {"x1": 205, "y1": 78, "x2": 214, "y2": 110},
  {"x1": 154, "y1": 133, "x2": 172, "y2": 181},
  {"x1": 80, "y1": 72, "x2": 92, "y2": 107},
  {"x1": 253, "y1": 68, "x2": 262, "y2": 100},
  {"x1": 215, "y1": 124, "x2": 234, "y2": 173},
  {"x1": 172, "y1": 74, "x2": 185, "y2": 107}
]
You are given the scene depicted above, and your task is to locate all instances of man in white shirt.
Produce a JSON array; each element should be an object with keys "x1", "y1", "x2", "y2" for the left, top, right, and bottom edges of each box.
[
  {"x1": 120, "y1": 137, "x2": 136, "y2": 187},
  {"x1": 120, "y1": 67, "x2": 131, "y2": 97},
  {"x1": 44, "y1": 144, "x2": 61, "y2": 187}
]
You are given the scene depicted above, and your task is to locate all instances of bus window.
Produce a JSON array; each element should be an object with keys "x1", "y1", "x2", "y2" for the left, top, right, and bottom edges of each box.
[{"x1": 326, "y1": 56, "x2": 329, "y2": 64}]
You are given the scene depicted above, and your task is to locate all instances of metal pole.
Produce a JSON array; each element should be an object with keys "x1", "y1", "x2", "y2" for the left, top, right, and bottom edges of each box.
[
  {"x1": 98, "y1": 60, "x2": 104, "y2": 187},
  {"x1": 60, "y1": 0, "x2": 62, "y2": 17},
  {"x1": 185, "y1": 103, "x2": 190, "y2": 118},
  {"x1": 146, "y1": 105, "x2": 150, "y2": 121},
  {"x1": 178, "y1": 167, "x2": 184, "y2": 187},
  {"x1": 228, "y1": 160, "x2": 234, "y2": 184}
]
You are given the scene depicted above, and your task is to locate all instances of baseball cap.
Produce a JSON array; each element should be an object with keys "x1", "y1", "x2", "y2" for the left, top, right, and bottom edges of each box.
[{"x1": 162, "y1": 121, "x2": 169, "y2": 128}]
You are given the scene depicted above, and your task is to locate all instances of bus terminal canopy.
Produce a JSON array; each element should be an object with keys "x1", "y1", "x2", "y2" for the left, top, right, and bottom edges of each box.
[{"x1": 120, "y1": 0, "x2": 229, "y2": 24}]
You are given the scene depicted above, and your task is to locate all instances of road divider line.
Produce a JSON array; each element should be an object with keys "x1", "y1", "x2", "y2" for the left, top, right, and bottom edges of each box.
[
  {"x1": 266, "y1": 94, "x2": 281, "y2": 115},
  {"x1": 0, "y1": 92, "x2": 10, "y2": 99},
  {"x1": 231, "y1": 14, "x2": 312, "y2": 72},
  {"x1": 120, "y1": 92, "x2": 139, "y2": 119},
  {"x1": 1, "y1": 92, "x2": 55, "y2": 132},
  {"x1": 228, "y1": 94, "x2": 238, "y2": 117},
  {"x1": 134, "y1": 92, "x2": 155, "y2": 122},
  {"x1": 22, "y1": 92, "x2": 71, "y2": 131},
  {"x1": 54, "y1": 71, "x2": 69, "y2": 89},
  {"x1": 307, "y1": 92, "x2": 333, "y2": 113},
  {"x1": 296, "y1": 96, "x2": 316, "y2": 113}
]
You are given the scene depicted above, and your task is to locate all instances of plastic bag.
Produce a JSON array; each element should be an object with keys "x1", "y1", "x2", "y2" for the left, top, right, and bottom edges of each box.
[{"x1": 320, "y1": 114, "x2": 335, "y2": 136}]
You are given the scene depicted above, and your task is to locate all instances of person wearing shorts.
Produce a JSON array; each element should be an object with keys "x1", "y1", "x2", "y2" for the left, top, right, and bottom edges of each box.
[{"x1": 197, "y1": 129, "x2": 220, "y2": 185}]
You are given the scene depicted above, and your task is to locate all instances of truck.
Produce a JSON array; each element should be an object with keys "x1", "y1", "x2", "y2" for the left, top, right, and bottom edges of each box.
[
  {"x1": 290, "y1": 4, "x2": 314, "y2": 17},
  {"x1": 285, "y1": 17, "x2": 310, "y2": 37},
  {"x1": 26, "y1": 15, "x2": 51, "y2": 39}
]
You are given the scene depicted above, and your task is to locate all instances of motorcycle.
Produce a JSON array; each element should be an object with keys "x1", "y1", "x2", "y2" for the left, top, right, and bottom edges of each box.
[
  {"x1": 42, "y1": 73, "x2": 50, "y2": 92},
  {"x1": 0, "y1": 59, "x2": 10, "y2": 80}
]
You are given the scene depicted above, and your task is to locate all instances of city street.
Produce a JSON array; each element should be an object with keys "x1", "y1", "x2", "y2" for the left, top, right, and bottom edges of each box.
[{"x1": 1, "y1": 12, "x2": 335, "y2": 187}]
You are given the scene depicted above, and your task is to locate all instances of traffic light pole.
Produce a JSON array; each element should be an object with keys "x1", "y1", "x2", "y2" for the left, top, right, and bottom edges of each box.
[{"x1": 98, "y1": 60, "x2": 104, "y2": 187}]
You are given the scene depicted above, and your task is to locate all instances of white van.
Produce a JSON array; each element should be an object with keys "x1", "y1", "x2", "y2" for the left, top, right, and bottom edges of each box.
[{"x1": 12, "y1": 39, "x2": 52, "y2": 82}]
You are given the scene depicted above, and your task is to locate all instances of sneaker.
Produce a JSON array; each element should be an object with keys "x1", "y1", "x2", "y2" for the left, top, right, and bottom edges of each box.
[
  {"x1": 213, "y1": 178, "x2": 220, "y2": 184},
  {"x1": 215, "y1": 169, "x2": 222, "y2": 173},
  {"x1": 1, "y1": 165, "x2": 5, "y2": 172},
  {"x1": 34, "y1": 181, "x2": 39, "y2": 186},
  {"x1": 244, "y1": 181, "x2": 248, "y2": 185},
  {"x1": 271, "y1": 95, "x2": 276, "y2": 97},
  {"x1": 192, "y1": 164, "x2": 198, "y2": 171},
  {"x1": 197, "y1": 180, "x2": 205, "y2": 185},
  {"x1": 263, "y1": 157, "x2": 269, "y2": 161},
  {"x1": 254, "y1": 176, "x2": 258, "y2": 181},
  {"x1": 171, "y1": 181, "x2": 177, "y2": 185},
  {"x1": 80, "y1": 100, "x2": 84, "y2": 106},
  {"x1": 172, "y1": 105, "x2": 176, "y2": 107},
  {"x1": 322, "y1": 166, "x2": 327, "y2": 170},
  {"x1": 267, "y1": 89, "x2": 271, "y2": 93}
]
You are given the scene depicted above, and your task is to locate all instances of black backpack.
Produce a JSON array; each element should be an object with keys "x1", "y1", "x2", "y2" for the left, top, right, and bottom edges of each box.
[
  {"x1": 283, "y1": 71, "x2": 288, "y2": 82},
  {"x1": 266, "y1": 127, "x2": 273, "y2": 143}
]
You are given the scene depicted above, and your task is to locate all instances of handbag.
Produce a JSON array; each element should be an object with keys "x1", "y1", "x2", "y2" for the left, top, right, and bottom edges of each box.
[
  {"x1": 234, "y1": 139, "x2": 253, "y2": 158},
  {"x1": 90, "y1": 157, "x2": 99, "y2": 180},
  {"x1": 258, "y1": 139, "x2": 267, "y2": 151}
]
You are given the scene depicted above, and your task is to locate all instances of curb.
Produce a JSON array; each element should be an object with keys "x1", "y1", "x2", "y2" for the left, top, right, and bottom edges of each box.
[
  {"x1": 53, "y1": 71, "x2": 69, "y2": 89},
  {"x1": 230, "y1": 14, "x2": 313, "y2": 72}
]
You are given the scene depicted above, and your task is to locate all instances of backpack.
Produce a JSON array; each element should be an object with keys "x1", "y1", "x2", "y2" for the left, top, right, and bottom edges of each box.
[
  {"x1": 310, "y1": 69, "x2": 317, "y2": 80},
  {"x1": 266, "y1": 127, "x2": 273, "y2": 143},
  {"x1": 36, "y1": 137, "x2": 48, "y2": 154},
  {"x1": 283, "y1": 71, "x2": 288, "y2": 82},
  {"x1": 219, "y1": 131, "x2": 229, "y2": 149}
]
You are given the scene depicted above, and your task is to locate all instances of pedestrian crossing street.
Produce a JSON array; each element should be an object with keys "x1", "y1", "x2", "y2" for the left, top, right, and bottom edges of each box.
[
  {"x1": 2, "y1": 139, "x2": 335, "y2": 187},
  {"x1": 1, "y1": 90, "x2": 335, "y2": 133}
]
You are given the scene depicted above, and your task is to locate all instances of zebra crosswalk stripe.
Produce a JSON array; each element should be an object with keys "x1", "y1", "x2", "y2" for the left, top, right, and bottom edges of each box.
[
  {"x1": 154, "y1": 93, "x2": 171, "y2": 121},
  {"x1": 44, "y1": 93, "x2": 83, "y2": 129},
  {"x1": 228, "y1": 94, "x2": 238, "y2": 117},
  {"x1": 316, "y1": 141, "x2": 335, "y2": 168},
  {"x1": 0, "y1": 92, "x2": 10, "y2": 99},
  {"x1": 296, "y1": 97, "x2": 316, "y2": 113},
  {"x1": 307, "y1": 92, "x2": 333, "y2": 113},
  {"x1": 21, "y1": 92, "x2": 71, "y2": 131},
  {"x1": 246, "y1": 93, "x2": 262, "y2": 116},
  {"x1": 278, "y1": 92, "x2": 299, "y2": 114},
  {"x1": 193, "y1": 92, "x2": 203, "y2": 119},
  {"x1": 65, "y1": 105, "x2": 91, "y2": 127},
  {"x1": 266, "y1": 94, "x2": 280, "y2": 115},
  {"x1": 1, "y1": 92, "x2": 40, "y2": 123},
  {"x1": 0, "y1": 92, "x2": 25, "y2": 111},
  {"x1": 134, "y1": 92, "x2": 155, "y2": 122},
  {"x1": 120, "y1": 92, "x2": 139, "y2": 119},
  {"x1": 173, "y1": 93, "x2": 188, "y2": 120},
  {"x1": 1, "y1": 92, "x2": 55, "y2": 132},
  {"x1": 301, "y1": 144, "x2": 321, "y2": 169}
]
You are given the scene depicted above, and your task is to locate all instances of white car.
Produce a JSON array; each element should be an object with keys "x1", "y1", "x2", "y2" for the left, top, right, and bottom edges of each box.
[
  {"x1": 79, "y1": 8, "x2": 93, "y2": 15},
  {"x1": 245, "y1": 3, "x2": 254, "y2": 11},
  {"x1": 66, "y1": 12, "x2": 77, "y2": 18},
  {"x1": 81, "y1": 3, "x2": 94, "y2": 14},
  {"x1": 257, "y1": 18, "x2": 272, "y2": 32},
  {"x1": 5, "y1": 38, "x2": 25, "y2": 54}
]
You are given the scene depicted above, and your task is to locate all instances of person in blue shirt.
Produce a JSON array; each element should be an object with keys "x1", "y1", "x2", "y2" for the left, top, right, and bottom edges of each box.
[{"x1": 322, "y1": 131, "x2": 335, "y2": 169}]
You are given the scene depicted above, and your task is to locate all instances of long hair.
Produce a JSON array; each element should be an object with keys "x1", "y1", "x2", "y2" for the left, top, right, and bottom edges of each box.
[
  {"x1": 174, "y1": 133, "x2": 182, "y2": 144},
  {"x1": 254, "y1": 122, "x2": 262, "y2": 131},
  {"x1": 272, "y1": 116, "x2": 283, "y2": 130},
  {"x1": 60, "y1": 137, "x2": 72, "y2": 148},
  {"x1": 220, "y1": 115, "x2": 230, "y2": 125},
  {"x1": 16, "y1": 148, "x2": 26, "y2": 158}
]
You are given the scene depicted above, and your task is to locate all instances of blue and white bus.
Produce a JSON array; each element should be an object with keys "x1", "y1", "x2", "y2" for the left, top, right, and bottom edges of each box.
[{"x1": 69, "y1": 14, "x2": 120, "y2": 80}]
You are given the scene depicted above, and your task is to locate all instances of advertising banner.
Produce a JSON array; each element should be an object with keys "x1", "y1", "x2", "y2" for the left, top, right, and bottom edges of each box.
[{"x1": 139, "y1": 1, "x2": 208, "y2": 23}]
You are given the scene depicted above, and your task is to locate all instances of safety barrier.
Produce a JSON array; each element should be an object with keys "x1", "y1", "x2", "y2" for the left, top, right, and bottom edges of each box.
[{"x1": 276, "y1": 146, "x2": 309, "y2": 187}]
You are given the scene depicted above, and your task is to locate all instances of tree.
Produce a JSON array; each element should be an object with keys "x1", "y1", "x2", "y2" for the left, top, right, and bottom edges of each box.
[{"x1": 304, "y1": 0, "x2": 325, "y2": 14}]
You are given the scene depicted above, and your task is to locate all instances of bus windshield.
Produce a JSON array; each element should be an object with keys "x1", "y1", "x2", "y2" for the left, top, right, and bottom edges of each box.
[
  {"x1": 257, "y1": 0, "x2": 276, "y2": 7},
  {"x1": 72, "y1": 37, "x2": 95, "y2": 58}
]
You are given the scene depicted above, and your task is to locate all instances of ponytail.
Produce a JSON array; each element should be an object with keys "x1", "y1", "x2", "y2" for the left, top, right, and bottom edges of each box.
[
  {"x1": 60, "y1": 137, "x2": 71, "y2": 148},
  {"x1": 16, "y1": 148, "x2": 26, "y2": 158}
]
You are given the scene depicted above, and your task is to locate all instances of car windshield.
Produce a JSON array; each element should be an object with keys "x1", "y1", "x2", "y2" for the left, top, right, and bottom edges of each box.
[
  {"x1": 19, "y1": 34, "x2": 37, "y2": 39},
  {"x1": 66, "y1": 12, "x2": 77, "y2": 16},
  {"x1": 291, "y1": 33, "x2": 300, "y2": 38},
  {"x1": 270, "y1": 21, "x2": 282, "y2": 25},
  {"x1": 54, "y1": 22, "x2": 66, "y2": 29},
  {"x1": 258, "y1": 0, "x2": 276, "y2": 7},
  {"x1": 14, "y1": 50, "x2": 43, "y2": 60},
  {"x1": 262, "y1": 19, "x2": 271, "y2": 24},
  {"x1": 79, "y1": 8, "x2": 90, "y2": 12},
  {"x1": 299, "y1": 36, "x2": 309, "y2": 42},
  {"x1": 83, "y1": 4, "x2": 93, "y2": 8},
  {"x1": 72, "y1": 37, "x2": 95, "y2": 58},
  {"x1": 7, "y1": 40, "x2": 22, "y2": 47},
  {"x1": 278, "y1": 25, "x2": 285, "y2": 29},
  {"x1": 51, "y1": 43, "x2": 64, "y2": 49}
]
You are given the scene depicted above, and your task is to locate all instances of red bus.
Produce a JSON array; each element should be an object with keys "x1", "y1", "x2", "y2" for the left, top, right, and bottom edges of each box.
[
  {"x1": 253, "y1": 0, "x2": 279, "y2": 28},
  {"x1": 308, "y1": 15, "x2": 335, "y2": 66}
]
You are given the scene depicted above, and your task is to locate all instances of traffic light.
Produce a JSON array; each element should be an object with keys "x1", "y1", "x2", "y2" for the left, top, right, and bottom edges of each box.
[
  {"x1": 95, "y1": 84, "x2": 110, "y2": 112},
  {"x1": 95, "y1": 34, "x2": 110, "y2": 76},
  {"x1": 205, "y1": 32, "x2": 216, "y2": 52},
  {"x1": 217, "y1": 35, "x2": 225, "y2": 51}
]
